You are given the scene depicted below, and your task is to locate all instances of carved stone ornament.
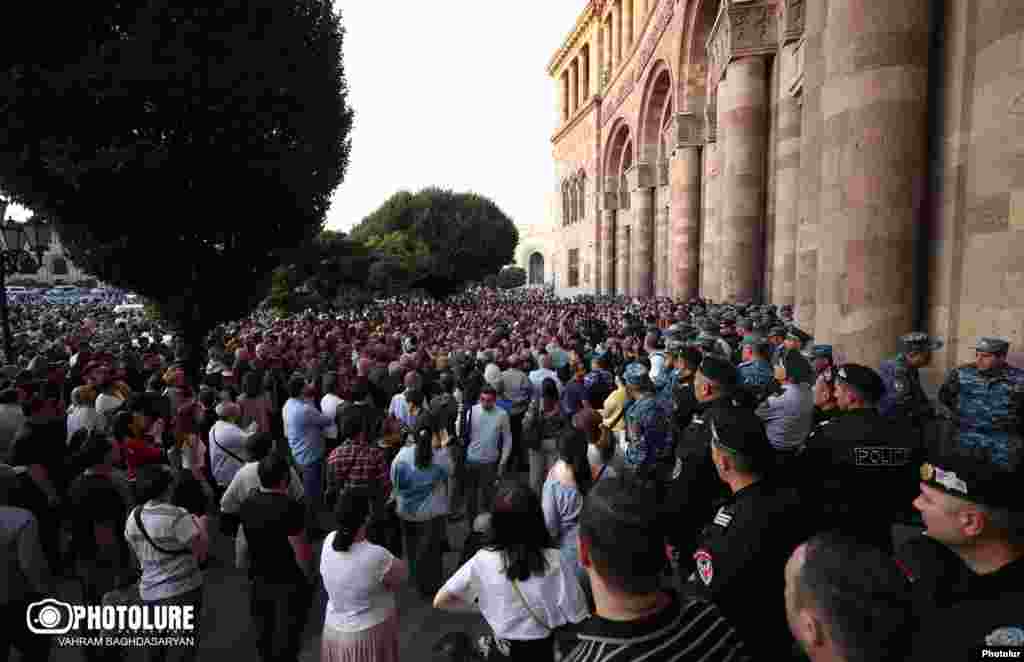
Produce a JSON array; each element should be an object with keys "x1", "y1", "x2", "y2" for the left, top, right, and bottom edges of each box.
[
  {"x1": 673, "y1": 112, "x2": 704, "y2": 148},
  {"x1": 706, "y1": 0, "x2": 778, "y2": 83},
  {"x1": 636, "y1": 0, "x2": 676, "y2": 80},
  {"x1": 704, "y1": 91, "x2": 718, "y2": 143},
  {"x1": 625, "y1": 163, "x2": 655, "y2": 191},
  {"x1": 778, "y1": 0, "x2": 804, "y2": 46}
]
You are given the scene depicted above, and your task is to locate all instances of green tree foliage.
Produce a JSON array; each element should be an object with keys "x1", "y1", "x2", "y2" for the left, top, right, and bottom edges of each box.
[
  {"x1": 267, "y1": 230, "x2": 375, "y2": 313},
  {"x1": 350, "y1": 187, "x2": 519, "y2": 287},
  {"x1": 497, "y1": 266, "x2": 527, "y2": 290},
  {"x1": 0, "y1": 1, "x2": 353, "y2": 378}
]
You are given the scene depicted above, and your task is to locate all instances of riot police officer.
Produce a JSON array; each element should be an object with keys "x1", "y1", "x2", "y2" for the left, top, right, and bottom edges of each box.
[
  {"x1": 904, "y1": 453, "x2": 1024, "y2": 660},
  {"x1": 685, "y1": 408, "x2": 812, "y2": 658},
  {"x1": 800, "y1": 364, "x2": 923, "y2": 551},
  {"x1": 879, "y1": 332, "x2": 942, "y2": 422},
  {"x1": 661, "y1": 356, "x2": 738, "y2": 568},
  {"x1": 938, "y1": 337, "x2": 1024, "y2": 467}
]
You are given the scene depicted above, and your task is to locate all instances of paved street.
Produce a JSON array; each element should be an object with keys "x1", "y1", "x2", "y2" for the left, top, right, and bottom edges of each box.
[{"x1": 23, "y1": 511, "x2": 486, "y2": 662}]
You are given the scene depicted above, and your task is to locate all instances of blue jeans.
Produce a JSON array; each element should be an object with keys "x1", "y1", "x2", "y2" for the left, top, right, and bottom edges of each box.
[{"x1": 300, "y1": 459, "x2": 323, "y2": 511}]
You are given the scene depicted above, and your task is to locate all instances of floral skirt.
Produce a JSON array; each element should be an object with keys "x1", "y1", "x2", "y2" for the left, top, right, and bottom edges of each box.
[{"x1": 321, "y1": 611, "x2": 400, "y2": 662}]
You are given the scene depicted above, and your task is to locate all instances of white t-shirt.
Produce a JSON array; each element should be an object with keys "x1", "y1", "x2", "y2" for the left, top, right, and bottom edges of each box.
[
  {"x1": 440, "y1": 548, "x2": 589, "y2": 641},
  {"x1": 320, "y1": 536, "x2": 397, "y2": 633},
  {"x1": 321, "y1": 394, "x2": 345, "y2": 440}
]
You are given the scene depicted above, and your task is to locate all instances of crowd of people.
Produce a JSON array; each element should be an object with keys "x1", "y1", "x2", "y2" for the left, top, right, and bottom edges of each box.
[{"x1": 1, "y1": 285, "x2": 1022, "y2": 662}]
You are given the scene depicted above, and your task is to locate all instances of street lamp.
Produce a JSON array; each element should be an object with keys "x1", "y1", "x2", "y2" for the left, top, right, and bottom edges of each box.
[{"x1": 0, "y1": 200, "x2": 52, "y2": 364}]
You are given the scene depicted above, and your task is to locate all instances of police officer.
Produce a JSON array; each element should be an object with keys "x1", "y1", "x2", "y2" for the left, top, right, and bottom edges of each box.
[
  {"x1": 686, "y1": 408, "x2": 812, "y2": 658},
  {"x1": 938, "y1": 337, "x2": 1024, "y2": 467},
  {"x1": 800, "y1": 364, "x2": 923, "y2": 551},
  {"x1": 661, "y1": 356, "x2": 739, "y2": 571},
  {"x1": 696, "y1": 321, "x2": 732, "y2": 359},
  {"x1": 879, "y1": 332, "x2": 942, "y2": 423},
  {"x1": 784, "y1": 326, "x2": 813, "y2": 353},
  {"x1": 767, "y1": 326, "x2": 788, "y2": 363},
  {"x1": 621, "y1": 363, "x2": 674, "y2": 490},
  {"x1": 904, "y1": 453, "x2": 1024, "y2": 660},
  {"x1": 737, "y1": 335, "x2": 775, "y2": 398}
]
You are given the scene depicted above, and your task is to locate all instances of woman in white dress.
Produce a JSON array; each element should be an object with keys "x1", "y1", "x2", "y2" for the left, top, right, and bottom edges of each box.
[{"x1": 321, "y1": 487, "x2": 409, "y2": 662}]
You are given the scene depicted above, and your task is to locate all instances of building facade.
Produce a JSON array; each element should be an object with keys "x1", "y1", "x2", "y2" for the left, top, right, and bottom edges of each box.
[
  {"x1": 7, "y1": 230, "x2": 94, "y2": 286},
  {"x1": 540, "y1": 0, "x2": 1024, "y2": 374}
]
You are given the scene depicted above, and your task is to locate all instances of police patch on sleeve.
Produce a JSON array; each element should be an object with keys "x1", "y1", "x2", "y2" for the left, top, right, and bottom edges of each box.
[
  {"x1": 694, "y1": 549, "x2": 714, "y2": 586},
  {"x1": 713, "y1": 507, "x2": 733, "y2": 529},
  {"x1": 985, "y1": 626, "x2": 1024, "y2": 647}
]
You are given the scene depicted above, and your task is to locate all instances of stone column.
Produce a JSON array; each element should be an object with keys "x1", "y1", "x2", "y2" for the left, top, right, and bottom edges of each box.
[
  {"x1": 570, "y1": 60, "x2": 579, "y2": 114},
  {"x1": 616, "y1": 210, "x2": 630, "y2": 296},
  {"x1": 657, "y1": 189, "x2": 670, "y2": 296},
  {"x1": 701, "y1": 83, "x2": 723, "y2": 301},
  {"x1": 814, "y1": 0, "x2": 931, "y2": 365},
  {"x1": 796, "y1": 0, "x2": 825, "y2": 334},
  {"x1": 772, "y1": 40, "x2": 803, "y2": 306},
  {"x1": 719, "y1": 55, "x2": 769, "y2": 303},
  {"x1": 601, "y1": 184, "x2": 618, "y2": 294},
  {"x1": 669, "y1": 113, "x2": 703, "y2": 301},
  {"x1": 627, "y1": 163, "x2": 655, "y2": 298}
]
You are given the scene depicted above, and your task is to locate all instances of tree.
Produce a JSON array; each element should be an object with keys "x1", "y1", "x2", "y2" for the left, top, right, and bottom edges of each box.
[
  {"x1": 0, "y1": 1, "x2": 353, "y2": 380},
  {"x1": 497, "y1": 266, "x2": 527, "y2": 290},
  {"x1": 267, "y1": 230, "x2": 376, "y2": 313},
  {"x1": 350, "y1": 188, "x2": 519, "y2": 290}
]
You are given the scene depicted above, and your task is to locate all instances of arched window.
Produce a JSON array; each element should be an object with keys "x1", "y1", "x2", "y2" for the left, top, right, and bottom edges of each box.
[
  {"x1": 570, "y1": 179, "x2": 578, "y2": 225},
  {"x1": 51, "y1": 257, "x2": 68, "y2": 275},
  {"x1": 529, "y1": 253, "x2": 545, "y2": 285},
  {"x1": 565, "y1": 182, "x2": 573, "y2": 226},
  {"x1": 578, "y1": 175, "x2": 586, "y2": 220}
]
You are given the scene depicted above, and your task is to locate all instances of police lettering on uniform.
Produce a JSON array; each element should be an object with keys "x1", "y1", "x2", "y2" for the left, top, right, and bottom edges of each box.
[
  {"x1": 799, "y1": 363, "x2": 923, "y2": 551},
  {"x1": 685, "y1": 409, "x2": 813, "y2": 658},
  {"x1": 902, "y1": 453, "x2": 1024, "y2": 661},
  {"x1": 938, "y1": 337, "x2": 1024, "y2": 467}
]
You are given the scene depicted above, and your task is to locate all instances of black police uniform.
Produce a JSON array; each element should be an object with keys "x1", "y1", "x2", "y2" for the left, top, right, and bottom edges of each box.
[
  {"x1": 661, "y1": 398, "x2": 734, "y2": 561},
  {"x1": 895, "y1": 532, "x2": 973, "y2": 612},
  {"x1": 799, "y1": 408, "x2": 924, "y2": 550},
  {"x1": 911, "y1": 556, "x2": 1024, "y2": 660},
  {"x1": 688, "y1": 479, "x2": 812, "y2": 658}
]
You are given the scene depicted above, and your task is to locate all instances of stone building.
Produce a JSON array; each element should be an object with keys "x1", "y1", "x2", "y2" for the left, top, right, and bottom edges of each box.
[{"x1": 542, "y1": 0, "x2": 1024, "y2": 374}]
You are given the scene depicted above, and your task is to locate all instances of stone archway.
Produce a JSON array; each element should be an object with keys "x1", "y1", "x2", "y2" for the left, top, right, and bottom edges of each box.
[{"x1": 528, "y1": 252, "x2": 545, "y2": 285}]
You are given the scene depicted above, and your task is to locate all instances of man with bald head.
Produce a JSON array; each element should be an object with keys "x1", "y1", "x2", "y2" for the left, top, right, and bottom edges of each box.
[{"x1": 784, "y1": 533, "x2": 914, "y2": 662}]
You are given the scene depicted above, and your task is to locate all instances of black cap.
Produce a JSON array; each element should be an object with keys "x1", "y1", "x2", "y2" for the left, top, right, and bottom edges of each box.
[
  {"x1": 920, "y1": 453, "x2": 1021, "y2": 511},
  {"x1": 699, "y1": 355, "x2": 738, "y2": 388},
  {"x1": 709, "y1": 408, "x2": 774, "y2": 471},
  {"x1": 835, "y1": 363, "x2": 885, "y2": 403},
  {"x1": 778, "y1": 348, "x2": 814, "y2": 384}
]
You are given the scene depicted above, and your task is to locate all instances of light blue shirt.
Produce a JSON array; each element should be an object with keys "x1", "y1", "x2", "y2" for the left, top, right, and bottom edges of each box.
[
  {"x1": 284, "y1": 398, "x2": 333, "y2": 466},
  {"x1": 390, "y1": 445, "x2": 451, "y2": 521}
]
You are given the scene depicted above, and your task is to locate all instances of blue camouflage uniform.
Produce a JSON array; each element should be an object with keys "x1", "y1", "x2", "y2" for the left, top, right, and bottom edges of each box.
[
  {"x1": 738, "y1": 359, "x2": 775, "y2": 390},
  {"x1": 879, "y1": 354, "x2": 931, "y2": 420},
  {"x1": 625, "y1": 395, "x2": 673, "y2": 469},
  {"x1": 938, "y1": 339, "x2": 1024, "y2": 466},
  {"x1": 653, "y1": 367, "x2": 681, "y2": 416},
  {"x1": 879, "y1": 333, "x2": 943, "y2": 422}
]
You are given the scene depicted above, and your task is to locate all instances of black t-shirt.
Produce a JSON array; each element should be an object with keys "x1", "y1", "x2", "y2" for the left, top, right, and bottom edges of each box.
[
  {"x1": 68, "y1": 473, "x2": 129, "y2": 561},
  {"x1": 239, "y1": 490, "x2": 306, "y2": 583}
]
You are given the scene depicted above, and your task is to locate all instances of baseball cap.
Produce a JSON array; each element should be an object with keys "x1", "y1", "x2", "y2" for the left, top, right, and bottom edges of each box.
[{"x1": 709, "y1": 409, "x2": 774, "y2": 472}]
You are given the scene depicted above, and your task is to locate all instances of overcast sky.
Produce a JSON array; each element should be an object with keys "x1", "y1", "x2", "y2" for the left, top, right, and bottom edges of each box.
[{"x1": 326, "y1": 1, "x2": 584, "y2": 232}]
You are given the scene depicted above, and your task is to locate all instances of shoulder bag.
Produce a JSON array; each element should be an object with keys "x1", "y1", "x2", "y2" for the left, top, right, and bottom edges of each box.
[
  {"x1": 210, "y1": 427, "x2": 246, "y2": 465},
  {"x1": 596, "y1": 406, "x2": 626, "y2": 451}
]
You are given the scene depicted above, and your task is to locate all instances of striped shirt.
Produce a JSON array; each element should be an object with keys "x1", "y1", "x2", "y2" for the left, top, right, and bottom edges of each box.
[
  {"x1": 564, "y1": 592, "x2": 749, "y2": 662},
  {"x1": 124, "y1": 500, "x2": 203, "y2": 601}
]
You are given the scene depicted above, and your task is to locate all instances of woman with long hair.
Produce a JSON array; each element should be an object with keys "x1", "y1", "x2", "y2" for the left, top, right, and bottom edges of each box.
[
  {"x1": 238, "y1": 370, "x2": 272, "y2": 434},
  {"x1": 390, "y1": 415, "x2": 452, "y2": 598},
  {"x1": 434, "y1": 478, "x2": 588, "y2": 662},
  {"x1": 542, "y1": 429, "x2": 591, "y2": 576},
  {"x1": 524, "y1": 378, "x2": 569, "y2": 496},
  {"x1": 320, "y1": 487, "x2": 408, "y2": 662}
]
